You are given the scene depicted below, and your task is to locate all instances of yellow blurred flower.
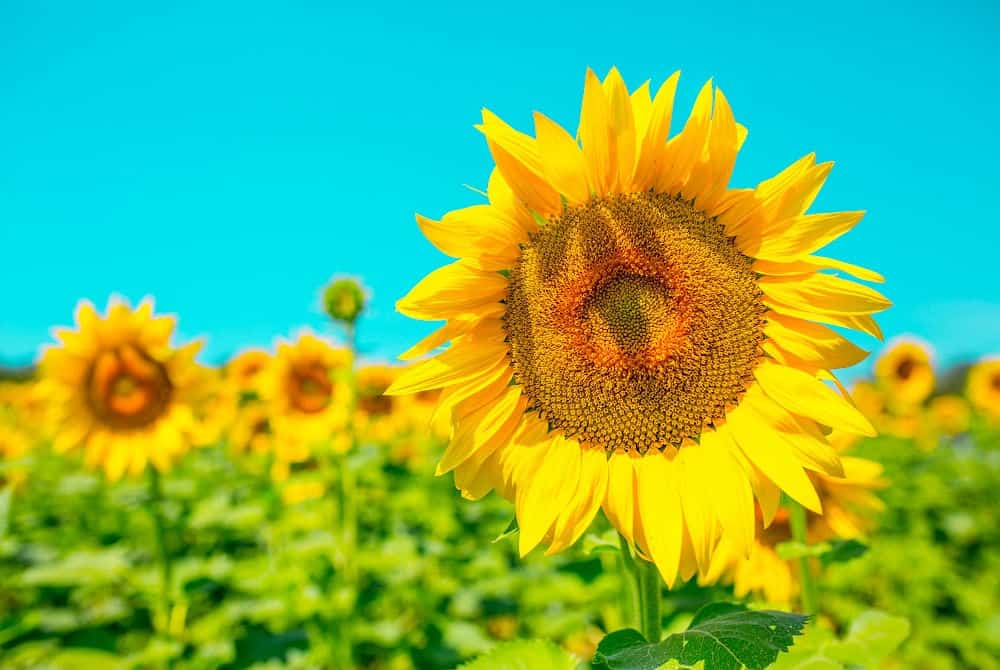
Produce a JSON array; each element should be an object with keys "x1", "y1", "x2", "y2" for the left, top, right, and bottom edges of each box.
[
  {"x1": 966, "y1": 357, "x2": 1000, "y2": 420},
  {"x1": 190, "y1": 368, "x2": 238, "y2": 447},
  {"x1": 874, "y1": 338, "x2": 935, "y2": 409},
  {"x1": 228, "y1": 404, "x2": 273, "y2": 455},
  {"x1": 928, "y1": 395, "x2": 971, "y2": 436},
  {"x1": 40, "y1": 299, "x2": 205, "y2": 481},
  {"x1": 281, "y1": 479, "x2": 326, "y2": 505},
  {"x1": 258, "y1": 331, "x2": 350, "y2": 470},
  {"x1": 225, "y1": 349, "x2": 271, "y2": 394}
]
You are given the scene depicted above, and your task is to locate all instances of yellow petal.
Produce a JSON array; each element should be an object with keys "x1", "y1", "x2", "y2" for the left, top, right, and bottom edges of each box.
[
  {"x1": 547, "y1": 444, "x2": 608, "y2": 554},
  {"x1": 603, "y1": 450, "x2": 638, "y2": 546},
  {"x1": 754, "y1": 361, "x2": 877, "y2": 436},
  {"x1": 397, "y1": 261, "x2": 508, "y2": 321},
  {"x1": 416, "y1": 205, "x2": 525, "y2": 269},
  {"x1": 764, "y1": 312, "x2": 869, "y2": 371},
  {"x1": 517, "y1": 435, "x2": 580, "y2": 556},
  {"x1": 398, "y1": 313, "x2": 500, "y2": 361},
  {"x1": 438, "y1": 387, "x2": 525, "y2": 474},
  {"x1": 634, "y1": 452, "x2": 683, "y2": 587},
  {"x1": 678, "y1": 447, "x2": 719, "y2": 574},
  {"x1": 385, "y1": 327, "x2": 507, "y2": 396},
  {"x1": 701, "y1": 429, "x2": 754, "y2": 558},
  {"x1": 760, "y1": 273, "x2": 891, "y2": 315},
  {"x1": 478, "y1": 110, "x2": 561, "y2": 216},
  {"x1": 655, "y1": 79, "x2": 712, "y2": 194},
  {"x1": 751, "y1": 211, "x2": 865, "y2": 260},
  {"x1": 602, "y1": 67, "x2": 637, "y2": 192},
  {"x1": 726, "y1": 401, "x2": 822, "y2": 512},
  {"x1": 578, "y1": 68, "x2": 613, "y2": 194},
  {"x1": 632, "y1": 71, "x2": 680, "y2": 189},
  {"x1": 533, "y1": 111, "x2": 590, "y2": 204},
  {"x1": 764, "y1": 297, "x2": 885, "y2": 341}
]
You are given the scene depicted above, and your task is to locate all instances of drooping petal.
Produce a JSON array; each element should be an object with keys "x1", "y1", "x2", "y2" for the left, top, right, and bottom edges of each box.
[{"x1": 754, "y1": 361, "x2": 877, "y2": 436}]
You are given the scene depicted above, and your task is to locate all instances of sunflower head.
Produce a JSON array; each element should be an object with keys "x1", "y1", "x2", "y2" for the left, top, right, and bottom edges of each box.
[
  {"x1": 259, "y1": 331, "x2": 351, "y2": 461},
  {"x1": 966, "y1": 357, "x2": 1000, "y2": 420},
  {"x1": 874, "y1": 338, "x2": 935, "y2": 408},
  {"x1": 928, "y1": 395, "x2": 971, "y2": 436},
  {"x1": 323, "y1": 277, "x2": 366, "y2": 326},
  {"x1": 389, "y1": 68, "x2": 889, "y2": 586},
  {"x1": 226, "y1": 349, "x2": 271, "y2": 395},
  {"x1": 356, "y1": 365, "x2": 400, "y2": 418},
  {"x1": 40, "y1": 299, "x2": 204, "y2": 481}
]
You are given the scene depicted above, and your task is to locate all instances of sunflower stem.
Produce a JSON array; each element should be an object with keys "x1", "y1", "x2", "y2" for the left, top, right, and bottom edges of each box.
[
  {"x1": 635, "y1": 555, "x2": 662, "y2": 642},
  {"x1": 789, "y1": 499, "x2": 819, "y2": 616},
  {"x1": 147, "y1": 467, "x2": 175, "y2": 664},
  {"x1": 617, "y1": 533, "x2": 640, "y2": 630}
]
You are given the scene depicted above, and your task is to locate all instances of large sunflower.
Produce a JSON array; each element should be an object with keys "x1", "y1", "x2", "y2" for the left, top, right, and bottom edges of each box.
[
  {"x1": 966, "y1": 357, "x2": 1000, "y2": 420},
  {"x1": 873, "y1": 338, "x2": 935, "y2": 409},
  {"x1": 388, "y1": 68, "x2": 890, "y2": 585},
  {"x1": 40, "y1": 299, "x2": 204, "y2": 481},
  {"x1": 258, "y1": 331, "x2": 351, "y2": 468}
]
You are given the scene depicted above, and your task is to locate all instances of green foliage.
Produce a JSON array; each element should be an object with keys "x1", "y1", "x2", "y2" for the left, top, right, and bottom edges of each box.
[
  {"x1": 769, "y1": 610, "x2": 909, "y2": 670},
  {"x1": 591, "y1": 604, "x2": 808, "y2": 670},
  {"x1": 819, "y1": 431, "x2": 1000, "y2": 670},
  {"x1": 459, "y1": 639, "x2": 580, "y2": 669},
  {"x1": 0, "y1": 445, "x2": 621, "y2": 668}
]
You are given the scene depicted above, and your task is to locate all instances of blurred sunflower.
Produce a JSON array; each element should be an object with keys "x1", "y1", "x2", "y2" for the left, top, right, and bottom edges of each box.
[
  {"x1": 228, "y1": 404, "x2": 273, "y2": 455},
  {"x1": 0, "y1": 420, "x2": 31, "y2": 489},
  {"x1": 874, "y1": 338, "x2": 935, "y2": 409},
  {"x1": 40, "y1": 299, "x2": 204, "y2": 481},
  {"x1": 225, "y1": 348, "x2": 271, "y2": 395},
  {"x1": 356, "y1": 364, "x2": 401, "y2": 442},
  {"x1": 703, "y1": 431, "x2": 885, "y2": 604},
  {"x1": 966, "y1": 357, "x2": 1000, "y2": 420},
  {"x1": 388, "y1": 68, "x2": 889, "y2": 584},
  {"x1": 927, "y1": 395, "x2": 971, "y2": 437},
  {"x1": 258, "y1": 331, "x2": 351, "y2": 471}
]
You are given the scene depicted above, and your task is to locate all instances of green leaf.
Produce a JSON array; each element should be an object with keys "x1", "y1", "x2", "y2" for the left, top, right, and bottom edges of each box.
[
  {"x1": 769, "y1": 610, "x2": 909, "y2": 670},
  {"x1": 493, "y1": 516, "x2": 519, "y2": 543},
  {"x1": 582, "y1": 530, "x2": 622, "y2": 555},
  {"x1": 459, "y1": 639, "x2": 579, "y2": 669},
  {"x1": 775, "y1": 541, "x2": 831, "y2": 560},
  {"x1": 818, "y1": 539, "x2": 868, "y2": 566},
  {"x1": 592, "y1": 603, "x2": 809, "y2": 670},
  {"x1": 825, "y1": 611, "x2": 910, "y2": 666},
  {"x1": 774, "y1": 539, "x2": 868, "y2": 566}
]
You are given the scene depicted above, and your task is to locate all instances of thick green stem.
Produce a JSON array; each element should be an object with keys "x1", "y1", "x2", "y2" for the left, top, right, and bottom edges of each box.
[
  {"x1": 636, "y1": 557, "x2": 662, "y2": 642},
  {"x1": 789, "y1": 500, "x2": 819, "y2": 616},
  {"x1": 617, "y1": 533, "x2": 639, "y2": 630}
]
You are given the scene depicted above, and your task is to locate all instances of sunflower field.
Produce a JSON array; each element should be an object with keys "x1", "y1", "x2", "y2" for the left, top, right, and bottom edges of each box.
[{"x1": 3, "y1": 68, "x2": 1000, "y2": 670}]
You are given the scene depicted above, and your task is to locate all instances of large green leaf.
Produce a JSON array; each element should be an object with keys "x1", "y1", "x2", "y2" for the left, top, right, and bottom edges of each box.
[
  {"x1": 769, "y1": 610, "x2": 910, "y2": 670},
  {"x1": 458, "y1": 639, "x2": 580, "y2": 669},
  {"x1": 592, "y1": 603, "x2": 809, "y2": 670}
]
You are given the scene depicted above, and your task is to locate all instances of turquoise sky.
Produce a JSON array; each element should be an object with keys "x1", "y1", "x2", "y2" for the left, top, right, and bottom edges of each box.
[{"x1": 2, "y1": 1, "x2": 997, "y2": 375}]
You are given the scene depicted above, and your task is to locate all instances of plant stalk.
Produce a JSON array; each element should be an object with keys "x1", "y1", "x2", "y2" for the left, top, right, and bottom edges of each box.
[
  {"x1": 789, "y1": 499, "x2": 819, "y2": 616},
  {"x1": 636, "y1": 555, "x2": 662, "y2": 642}
]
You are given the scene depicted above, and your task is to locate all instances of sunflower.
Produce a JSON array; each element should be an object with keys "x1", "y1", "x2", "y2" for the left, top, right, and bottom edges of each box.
[
  {"x1": 228, "y1": 404, "x2": 273, "y2": 455},
  {"x1": 225, "y1": 349, "x2": 271, "y2": 395},
  {"x1": 966, "y1": 357, "x2": 1000, "y2": 420},
  {"x1": 356, "y1": 364, "x2": 402, "y2": 442},
  {"x1": 0, "y1": 419, "x2": 32, "y2": 490},
  {"x1": 703, "y1": 431, "x2": 885, "y2": 604},
  {"x1": 40, "y1": 299, "x2": 204, "y2": 481},
  {"x1": 927, "y1": 395, "x2": 971, "y2": 437},
  {"x1": 258, "y1": 331, "x2": 351, "y2": 469},
  {"x1": 874, "y1": 338, "x2": 935, "y2": 409},
  {"x1": 387, "y1": 68, "x2": 889, "y2": 585}
]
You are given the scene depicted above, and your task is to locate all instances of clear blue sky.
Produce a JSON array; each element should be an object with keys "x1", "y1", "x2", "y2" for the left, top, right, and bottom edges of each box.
[{"x1": 2, "y1": 1, "x2": 998, "y2": 374}]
